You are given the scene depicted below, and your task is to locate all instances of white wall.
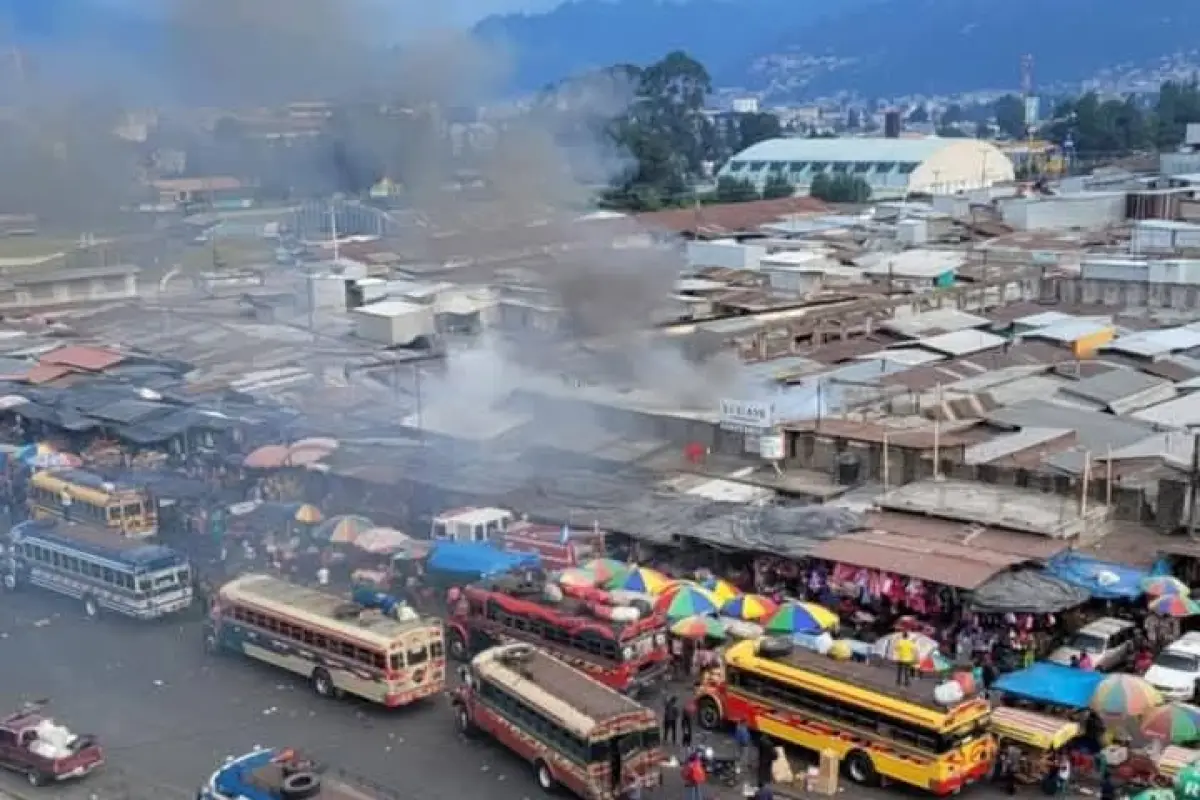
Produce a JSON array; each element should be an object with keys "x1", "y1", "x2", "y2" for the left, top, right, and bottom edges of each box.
[
  {"x1": 686, "y1": 240, "x2": 766, "y2": 271},
  {"x1": 1000, "y1": 194, "x2": 1126, "y2": 231}
]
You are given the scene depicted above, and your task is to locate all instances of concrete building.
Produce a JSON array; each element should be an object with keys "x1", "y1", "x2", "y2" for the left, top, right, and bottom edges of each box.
[
  {"x1": 0, "y1": 265, "x2": 139, "y2": 310},
  {"x1": 719, "y1": 137, "x2": 1015, "y2": 198},
  {"x1": 999, "y1": 193, "x2": 1126, "y2": 231},
  {"x1": 351, "y1": 300, "x2": 435, "y2": 346}
]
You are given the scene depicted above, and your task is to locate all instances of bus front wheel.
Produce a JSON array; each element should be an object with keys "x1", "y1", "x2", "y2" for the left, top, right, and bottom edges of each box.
[
  {"x1": 844, "y1": 750, "x2": 878, "y2": 786},
  {"x1": 311, "y1": 668, "x2": 335, "y2": 698},
  {"x1": 533, "y1": 759, "x2": 555, "y2": 793},
  {"x1": 696, "y1": 697, "x2": 722, "y2": 730}
]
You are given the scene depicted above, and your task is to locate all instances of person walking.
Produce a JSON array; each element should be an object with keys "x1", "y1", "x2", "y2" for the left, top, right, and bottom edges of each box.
[
  {"x1": 680, "y1": 697, "x2": 694, "y2": 750},
  {"x1": 60, "y1": 489, "x2": 72, "y2": 523},
  {"x1": 663, "y1": 696, "x2": 679, "y2": 747},
  {"x1": 733, "y1": 719, "x2": 752, "y2": 770},
  {"x1": 894, "y1": 632, "x2": 916, "y2": 686},
  {"x1": 681, "y1": 750, "x2": 706, "y2": 800},
  {"x1": 756, "y1": 734, "x2": 774, "y2": 791}
]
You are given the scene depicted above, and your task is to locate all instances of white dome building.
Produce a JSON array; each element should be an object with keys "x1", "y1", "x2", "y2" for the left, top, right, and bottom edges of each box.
[{"x1": 719, "y1": 136, "x2": 1015, "y2": 198}]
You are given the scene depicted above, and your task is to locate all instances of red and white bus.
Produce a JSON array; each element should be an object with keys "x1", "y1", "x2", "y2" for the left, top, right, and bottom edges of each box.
[
  {"x1": 453, "y1": 644, "x2": 663, "y2": 799},
  {"x1": 205, "y1": 574, "x2": 445, "y2": 707},
  {"x1": 447, "y1": 579, "x2": 669, "y2": 695}
]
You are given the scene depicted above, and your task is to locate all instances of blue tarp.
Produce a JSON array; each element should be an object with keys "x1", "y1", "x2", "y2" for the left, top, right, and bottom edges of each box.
[
  {"x1": 1044, "y1": 552, "x2": 1148, "y2": 600},
  {"x1": 427, "y1": 542, "x2": 540, "y2": 578},
  {"x1": 991, "y1": 662, "x2": 1104, "y2": 710}
]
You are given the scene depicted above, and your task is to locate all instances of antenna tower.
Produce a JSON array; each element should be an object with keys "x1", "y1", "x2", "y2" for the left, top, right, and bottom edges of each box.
[{"x1": 1020, "y1": 54, "x2": 1037, "y2": 173}]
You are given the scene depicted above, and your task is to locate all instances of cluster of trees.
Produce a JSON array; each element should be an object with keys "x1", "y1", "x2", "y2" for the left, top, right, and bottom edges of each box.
[{"x1": 989, "y1": 79, "x2": 1200, "y2": 156}]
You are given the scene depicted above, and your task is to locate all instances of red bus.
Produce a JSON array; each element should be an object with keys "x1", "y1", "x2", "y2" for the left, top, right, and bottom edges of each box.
[
  {"x1": 446, "y1": 579, "x2": 669, "y2": 694},
  {"x1": 453, "y1": 644, "x2": 663, "y2": 799}
]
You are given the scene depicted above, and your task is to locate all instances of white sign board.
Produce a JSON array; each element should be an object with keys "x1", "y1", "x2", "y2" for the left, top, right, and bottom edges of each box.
[
  {"x1": 720, "y1": 399, "x2": 774, "y2": 433},
  {"x1": 759, "y1": 434, "x2": 785, "y2": 461}
]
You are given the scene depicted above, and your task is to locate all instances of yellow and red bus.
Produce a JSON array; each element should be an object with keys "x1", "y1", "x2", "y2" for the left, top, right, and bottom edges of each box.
[
  {"x1": 453, "y1": 644, "x2": 662, "y2": 799},
  {"x1": 206, "y1": 574, "x2": 445, "y2": 707},
  {"x1": 696, "y1": 639, "x2": 994, "y2": 795}
]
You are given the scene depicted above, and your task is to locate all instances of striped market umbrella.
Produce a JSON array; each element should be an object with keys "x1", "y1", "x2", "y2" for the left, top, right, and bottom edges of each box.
[
  {"x1": 701, "y1": 577, "x2": 741, "y2": 606},
  {"x1": 557, "y1": 568, "x2": 598, "y2": 588},
  {"x1": 765, "y1": 602, "x2": 833, "y2": 635},
  {"x1": 1143, "y1": 576, "x2": 1190, "y2": 597},
  {"x1": 316, "y1": 514, "x2": 373, "y2": 543},
  {"x1": 1142, "y1": 703, "x2": 1200, "y2": 744},
  {"x1": 721, "y1": 594, "x2": 778, "y2": 622},
  {"x1": 671, "y1": 615, "x2": 726, "y2": 641},
  {"x1": 873, "y1": 632, "x2": 940, "y2": 662},
  {"x1": 582, "y1": 558, "x2": 629, "y2": 585},
  {"x1": 1091, "y1": 674, "x2": 1164, "y2": 718},
  {"x1": 609, "y1": 567, "x2": 671, "y2": 595},
  {"x1": 656, "y1": 584, "x2": 720, "y2": 620},
  {"x1": 1150, "y1": 595, "x2": 1200, "y2": 618},
  {"x1": 291, "y1": 503, "x2": 324, "y2": 524}
]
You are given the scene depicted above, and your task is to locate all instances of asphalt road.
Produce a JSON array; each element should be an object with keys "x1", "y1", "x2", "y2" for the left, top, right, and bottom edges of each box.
[
  {"x1": 0, "y1": 590, "x2": 1021, "y2": 800},
  {"x1": 0, "y1": 590, "x2": 541, "y2": 800}
]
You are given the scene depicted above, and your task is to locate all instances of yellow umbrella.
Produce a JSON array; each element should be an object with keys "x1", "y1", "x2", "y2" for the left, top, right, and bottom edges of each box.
[
  {"x1": 292, "y1": 503, "x2": 323, "y2": 524},
  {"x1": 701, "y1": 577, "x2": 741, "y2": 606}
]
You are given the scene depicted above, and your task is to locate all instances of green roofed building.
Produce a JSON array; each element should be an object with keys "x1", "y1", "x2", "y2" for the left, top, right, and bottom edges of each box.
[{"x1": 720, "y1": 136, "x2": 1015, "y2": 199}]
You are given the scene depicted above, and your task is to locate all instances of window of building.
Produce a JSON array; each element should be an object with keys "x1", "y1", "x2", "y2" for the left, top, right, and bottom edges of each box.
[
  {"x1": 808, "y1": 162, "x2": 828, "y2": 173},
  {"x1": 874, "y1": 162, "x2": 897, "y2": 172},
  {"x1": 853, "y1": 162, "x2": 872, "y2": 173},
  {"x1": 746, "y1": 161, "x2": 767, "y2": 172},
  {"x1": 768, "y1": 161, "x2": 786, "y2": 172},
  {"x1": 788, "y1": 161, "x2": 809, "y2": 172},
  {"x1": 898, "y1": 162, "x2": 918, "y2": 174},
  {"x1": 831, "y1": 163, "x2": 849, "y2": 173},
  {"x1": 727, "y1": 161, "x2": 746, "y2": 172}
]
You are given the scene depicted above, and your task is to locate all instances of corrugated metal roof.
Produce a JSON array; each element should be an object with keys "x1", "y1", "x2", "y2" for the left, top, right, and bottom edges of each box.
[
  {"x1": 809, "y1": 530, "x2": 1025, "y2": 589},
  {"x1": 858, "y1": 348, "x2": 945, "y2": 366},
  {"x1": 882, "y1": 308, "x2": 990, "y2": 338},
  {"x1": 916, "y1": 329, "x2": 1007, "y2": 357},
  {"x1": 730, "y1": 137, "x2": 954, "y2": 165},
  {"x1": 987, "y1": 398, "x2": 1156, "y2": 455},
  {"x1": 1014, "y1": 311, "x2": 1078, "y2": 328},
  {"x1": 41, "y1": 345, "x2": 124, "y2": 372},
  {"x1": 1023, "y1": 319, "x2": 1112, "y2": 344},
  {"x1": 1106, "y1": 327, "x2": 1200, "y2": 359},
  {"x1": 1060, "y1": 369, "x2": 1175, "y2": 409},
  {"x1": 964, "y1": 427, "x2": 1072, "y2": 465},
  {"x1": 1133, "y1": 392, "x2": 1200, "y2": 429}
]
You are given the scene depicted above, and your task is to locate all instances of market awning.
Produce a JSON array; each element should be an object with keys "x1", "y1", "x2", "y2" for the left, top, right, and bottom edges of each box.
[
  {"x1": 970, "y1": 569, "x2": 1091, "y2": 614},
  {"x1": 809, "y1": 530, "x2": 1027, "y2": 590},
  {"x1": 1044, "y1": 552, "x2": 1148, "y2": 600},
  {"x1": 992, "y1": 662, "x2": 1105, "y2": 710}
]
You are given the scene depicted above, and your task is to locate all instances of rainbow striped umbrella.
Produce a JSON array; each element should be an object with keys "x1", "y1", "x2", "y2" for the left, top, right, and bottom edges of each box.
[
  {"x1": 1150, "y1": 595, "x2": 1200, "y2": 618},
  {"x1": 765, "y1": 602, "x2": 835, "y2": 635},
  {"x1": 721, "y1": 594, "x2": 778, "y2": 622},
  {"x1": 1091, "y1": 674, "x2": 1164, "y2": 718},
  {"x1": 1142, "y1": 703, "x2": 1200, "y2": 744},
  {"x1": 558, "y1": 568, "x2": 598, "y2": 588},
  {"x1": 656, "y1": 584, "x2": 720, "y2": 620},
  {"x1": 701, "y1": 577, "x2": 741, "y2": 606},
  {"x1": 671, "y1": 615, "x2": 726, "y2": 641},
  {"x1": 582, "y1": 558, "x2": 629, "y2": 585},
  {"x1": 609, "y1": 567, "x2": 671, "y2": 595},
  {"x1": 1143, "y1": 576, "x2": 1190, "y2": 597}
]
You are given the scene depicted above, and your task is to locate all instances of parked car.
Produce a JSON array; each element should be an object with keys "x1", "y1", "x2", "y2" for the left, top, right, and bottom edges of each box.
[
  {"x1": 1048, "y1": 617, "x2": 1137, "y2": 672},
  {"x1": 1145, "y1": 632, "x2": 1200, "y2": 701},
  {"x1": 0, "y1": 702, "x2": 104, "y2": 787}
]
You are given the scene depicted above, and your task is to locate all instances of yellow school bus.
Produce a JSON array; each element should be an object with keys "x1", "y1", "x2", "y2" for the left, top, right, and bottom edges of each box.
[
  {"x1": 696, "y1": 639, "x2": 995, "y2": 795},
  {"x1": 29, "y1": 469, "x2": 157, "y2": 537}
]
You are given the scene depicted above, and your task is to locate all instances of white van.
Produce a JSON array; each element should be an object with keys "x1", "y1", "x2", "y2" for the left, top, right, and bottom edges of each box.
[{"x1": 1145, "y1": 632, "x2": 1200, "y2": 701}]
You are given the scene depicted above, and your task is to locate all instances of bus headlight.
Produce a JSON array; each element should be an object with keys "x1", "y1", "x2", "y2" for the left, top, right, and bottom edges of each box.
[{"x1": 622, "y1": 646, "x2": 633, "y2": 660}]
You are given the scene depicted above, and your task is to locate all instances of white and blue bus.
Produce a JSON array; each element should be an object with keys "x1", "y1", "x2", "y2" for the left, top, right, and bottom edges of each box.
[{"x1": 1, "y1": 519, "x2": 192, "y2": 619}]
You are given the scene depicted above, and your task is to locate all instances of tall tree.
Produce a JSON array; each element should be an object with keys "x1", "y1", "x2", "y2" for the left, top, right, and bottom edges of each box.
[{"x1": 993, "y1": 94, "x2": 1026, "y2": 140}]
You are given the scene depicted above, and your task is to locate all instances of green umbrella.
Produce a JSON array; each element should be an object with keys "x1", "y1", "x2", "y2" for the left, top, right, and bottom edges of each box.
[
  {"x1": 1176, "y1": 762, "x2": 1200, "y2": 799},
  {"x1": 1134, "y1": 789, "x2": 1177, "y2": 800}
]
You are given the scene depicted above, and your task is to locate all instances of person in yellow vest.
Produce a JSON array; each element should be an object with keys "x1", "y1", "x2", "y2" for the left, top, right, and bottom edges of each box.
[{"x1": 894, "y1": 632, "x2": 917, "y2": 686}]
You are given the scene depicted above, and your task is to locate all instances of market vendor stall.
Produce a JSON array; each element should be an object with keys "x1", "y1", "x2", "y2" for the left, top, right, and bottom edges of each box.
[
  {"x1": 990, "y1": 707, "x2": 1081, "y2": 784},
  {"x1": 1156, "y1": 745, "x2": 1200, "y2": 782}
]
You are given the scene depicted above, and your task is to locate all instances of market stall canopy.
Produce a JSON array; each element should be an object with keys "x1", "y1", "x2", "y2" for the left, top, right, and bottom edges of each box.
[
  {"x1": 427, "y1": 541, "x2": 539, "y2": 578},
  {"x1": 1045, "y1": 552, "x2": 1150, "y2": 600},
  {"x1": 992, "y1": 662, "x2": 1105, "y2": 710},
  {"x1": 970, "y1": 569, "x2": 1091, "y2": 614},
  {"x1": 243, "y1": 445, "x2": 290, "y2": 469},
  {"x1": 808, "y1": 530, "x2": 1027, "y2": 590}
]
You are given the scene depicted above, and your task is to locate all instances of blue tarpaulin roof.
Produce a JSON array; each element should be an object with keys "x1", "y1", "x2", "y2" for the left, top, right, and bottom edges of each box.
[
  {"x1": 1044, "y1": 552, "x2": 1148, "y2": 600},
  {"x1": 992, "y1": 662, "x2": 1104, "y2": 710},
  {"x1": 427, "y1": 541, "x2": 539, "y2": 578}
]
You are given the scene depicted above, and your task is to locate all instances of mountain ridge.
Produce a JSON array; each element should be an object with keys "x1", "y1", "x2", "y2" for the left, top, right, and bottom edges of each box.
[{"x1": 474, "y1": 0, "x2": 1200, "y2": 98}]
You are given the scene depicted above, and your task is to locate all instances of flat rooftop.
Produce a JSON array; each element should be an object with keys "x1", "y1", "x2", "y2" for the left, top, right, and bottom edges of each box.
[{"x1": 876, "y1": 479, "x2": 1106, "y2": 539}]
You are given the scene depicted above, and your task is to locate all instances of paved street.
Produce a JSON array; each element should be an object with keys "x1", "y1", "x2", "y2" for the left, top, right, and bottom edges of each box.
[
  {"x1": 0, "y1": 591, "x2": 539, "y2": 800},
  {"x1": 0, "y1": 590, "x2": 1022, "y2": 800}
]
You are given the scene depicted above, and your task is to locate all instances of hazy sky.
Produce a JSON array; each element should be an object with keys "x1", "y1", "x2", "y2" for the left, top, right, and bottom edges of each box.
[{"x1": 90, "y1": 0, "x2": 567, "y2": 27}]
